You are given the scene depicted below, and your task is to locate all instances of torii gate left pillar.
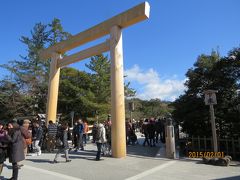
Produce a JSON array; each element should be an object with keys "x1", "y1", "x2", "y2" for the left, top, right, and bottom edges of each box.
[
  {"x1": 46, "y1": 53, "x2": 61, "y2": 124},
  {"x1": 40, "y1": 2, "x2": 150, "y2": 158}
]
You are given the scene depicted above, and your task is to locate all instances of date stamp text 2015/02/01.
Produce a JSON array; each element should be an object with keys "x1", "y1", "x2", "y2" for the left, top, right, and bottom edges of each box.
[{"x1": 188, "y1": 152, "x2": 224, "y2": 158}]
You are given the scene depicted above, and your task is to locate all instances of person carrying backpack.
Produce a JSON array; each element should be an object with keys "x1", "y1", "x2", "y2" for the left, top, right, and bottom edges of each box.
[
  {"x1": 95, "y1": 123, "x2": 106, "y2": 161},
  {"x1": 53, "y1": 124, "x2": 71, "y2": 163}
]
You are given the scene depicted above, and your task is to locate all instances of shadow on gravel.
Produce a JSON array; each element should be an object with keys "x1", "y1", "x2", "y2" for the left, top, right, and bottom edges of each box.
[
  {"x1": 68, "y1": 150, "x2": 96, "y2": 160},
  {"x1": 86, "y1": 158, "x2": 105, "y2": 161},
  {"x1": 68, "y1": 155, "x2": 92, "y2": 160},
  {"x1": 178, "y1": 157, "x2": 240, "y2": 167},
  {"x1": 178, "y1": 158, "x2": 203, "y2": 163},
  {"x1": 214, "y1": 176, "x2": 240, "y2": 180},
  {"x1": 126, "y1": 143, "x2": 161, "y2": 159},
  {"x1": 69, "y1": 151, "x2": 96, "y2": 157},
  {"x1": 69, "y1": 151, "x2": 96, "y2": 155},
  {"x1": 26, "y1": 159, "x2": 52, "y2": 163}
]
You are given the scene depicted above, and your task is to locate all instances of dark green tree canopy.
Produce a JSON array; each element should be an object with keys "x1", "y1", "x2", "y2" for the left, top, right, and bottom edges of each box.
[
  {"x1": 173, "y1": 48, "x2": 240, "y2": 138},
  {"x1": 0, "y1": 18, "x2": 70, "y2": 119}
]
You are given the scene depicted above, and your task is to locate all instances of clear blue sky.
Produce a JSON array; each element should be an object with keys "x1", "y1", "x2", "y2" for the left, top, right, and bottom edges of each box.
[{"x1": 0, "y1": 0, "x2": 239, "y2": 100}]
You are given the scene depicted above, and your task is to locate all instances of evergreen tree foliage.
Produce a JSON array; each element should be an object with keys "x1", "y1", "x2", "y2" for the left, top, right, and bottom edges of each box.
[
  {"x1": 125, "y1": 98, "x2": 173, "y2": 121},
  {"x1": 172, "y1": 48, "x2": 240, "y2": 138},
  {"x1": 0, "y1": 18, "x2": 70, "y2": 119},
  {"x1": 86, "y1": 55, "x2": 111, "y2": 104},
  {"x1": 58, "y1": 54, "x2": 136, "y2": 120}
]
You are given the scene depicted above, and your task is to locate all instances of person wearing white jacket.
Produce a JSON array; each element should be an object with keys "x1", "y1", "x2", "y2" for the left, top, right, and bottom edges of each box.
[{"x1": 95, "y1": 123, "x2": 107, "y2": 161}]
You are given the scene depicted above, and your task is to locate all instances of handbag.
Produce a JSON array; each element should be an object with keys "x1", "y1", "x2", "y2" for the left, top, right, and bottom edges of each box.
[
  {"x1": 25, "y1": 138, "x2": 32, "y2": 145},
  {"x1": 56, "y1": 138, "x2": 63, "y2": 147}
]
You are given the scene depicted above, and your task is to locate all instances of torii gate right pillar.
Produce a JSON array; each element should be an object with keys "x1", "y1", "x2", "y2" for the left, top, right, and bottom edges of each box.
[{"x1": 110, "y1": 26, "x2": 126, "y2": 158}]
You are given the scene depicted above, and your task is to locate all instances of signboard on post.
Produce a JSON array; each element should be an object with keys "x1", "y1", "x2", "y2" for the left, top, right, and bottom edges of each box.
[
  {"x1": 128, "y1": 102, "x2": 135, "y2": 111},
  {"x1": 204, "y1": 90, "x2": 218, "y2": 105},
  {"x1": 203, "y1": 89, "x2": 218, "y2": 153}
]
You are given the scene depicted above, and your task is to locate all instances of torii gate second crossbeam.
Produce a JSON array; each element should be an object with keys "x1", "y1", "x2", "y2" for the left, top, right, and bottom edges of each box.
[{"x1": 39, "y1": 2, "x2": 150, "y2": 158}]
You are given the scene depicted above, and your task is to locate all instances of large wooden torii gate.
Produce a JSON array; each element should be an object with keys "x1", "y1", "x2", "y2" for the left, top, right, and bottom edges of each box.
[{"x1": 39, "y1": 2, "x2": 150, "y2": 158}]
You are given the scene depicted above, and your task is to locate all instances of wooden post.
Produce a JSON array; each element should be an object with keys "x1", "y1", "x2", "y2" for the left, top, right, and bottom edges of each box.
[
  {"x1": 192, "y1": 136, "x2": 194, "y2": 151},
  {"x1": 110, "y1": 25, "x2": 126, "y2": 158},
  {"x1": 46, "y1": 53, "x2": 61, "y2": 124},
  {"x1": 166, "y1": 124, "x2": 176, "y2": 159},
  {"x1": 210, "y1": 137, "x2": 213, "y2": 151},
  {"x1": 204, "y1": 136, "x2": 207, "y2": 151},
  {"x1": 209, "y1": 104, "x2": 218, "y2": 153},
  {"x1": 232, "y1": 138, "x2": 236, "y2": 159},
  {"x1": 197, "y1": 136, "x2": 200, "y2": 152},
  {"x1": 238, "y1": 138, "x2": 240, "y2": 157},
  {"x1": 226, "y1": 139, "x2": 229, "y2": 155}
]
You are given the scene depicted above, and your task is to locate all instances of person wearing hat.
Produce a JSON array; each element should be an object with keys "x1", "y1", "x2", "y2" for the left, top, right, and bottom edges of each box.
[{"x1": 20, "y1": 119, "x2": 32, "y2": 157}]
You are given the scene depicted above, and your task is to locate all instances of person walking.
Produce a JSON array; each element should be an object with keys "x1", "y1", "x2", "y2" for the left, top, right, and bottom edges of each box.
[
  {"x1": 155, "y1": 119, "x2": 162, "y2": 143},
  {"x1": 142, "y1": 119, "x2": 150, "y2": 146},
  {"x1": 95, "y1": 123, "x2": 107, "y2": 161},
  {"x1": 40, "y1": 122, "x2": 48, "y2": 152},
  {"x1": 126, "y1": 120, "x2": 132, "y2": 145},
  {"x1": 6, "y1": 121, "x2": 25, "y2": 180},
  {"x1": 32, "y1": 121, "x2": 43, "y2": 156},
  {"x1": 47, "y1": 120, "x2": 58, "y2": 152},
  {"x1": 53, "y1": 124, "x2": 71, "y2": 163},
  {"x1": 72, "y1": 122, "x2": 78, "y2": 148},
  {"x1": 104, "y1": 120, "x2": 112, "y2": 154},
  {"x1": 76, "y1": 119, "x2": 84, "y2": 151}
]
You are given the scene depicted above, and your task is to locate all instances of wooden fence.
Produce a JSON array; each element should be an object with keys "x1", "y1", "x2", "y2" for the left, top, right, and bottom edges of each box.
[{"x1": 178, "y1": 136, "x2": 240, "y2": 160}]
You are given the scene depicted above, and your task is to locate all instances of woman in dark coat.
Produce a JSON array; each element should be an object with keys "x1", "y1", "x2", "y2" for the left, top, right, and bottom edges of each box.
[
  {"x1": 6, "y1": 121, "x2": 25, "y2": 180},
  {"x1": 53, "y1": 124, "x2": 71, "y2": 163}
]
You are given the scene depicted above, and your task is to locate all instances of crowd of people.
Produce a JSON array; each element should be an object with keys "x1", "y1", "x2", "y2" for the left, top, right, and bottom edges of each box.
[
  {"x1": 0, "y1": 117, "x2": 113, "y2": 179},
  {"x1": 0, "y1": 119, "x2": 31, "y2": 180},
  {"x1": 126, "y1": 118, "x2": 166, "y2": 147},
  {"x1": 0, "y1": 116, "x2": 167, "y2": 180}
]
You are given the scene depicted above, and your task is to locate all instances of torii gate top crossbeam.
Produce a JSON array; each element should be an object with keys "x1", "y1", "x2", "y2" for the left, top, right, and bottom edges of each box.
[{"x1": 39, "y1": 2, "x2": 150, "y2": 60}]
